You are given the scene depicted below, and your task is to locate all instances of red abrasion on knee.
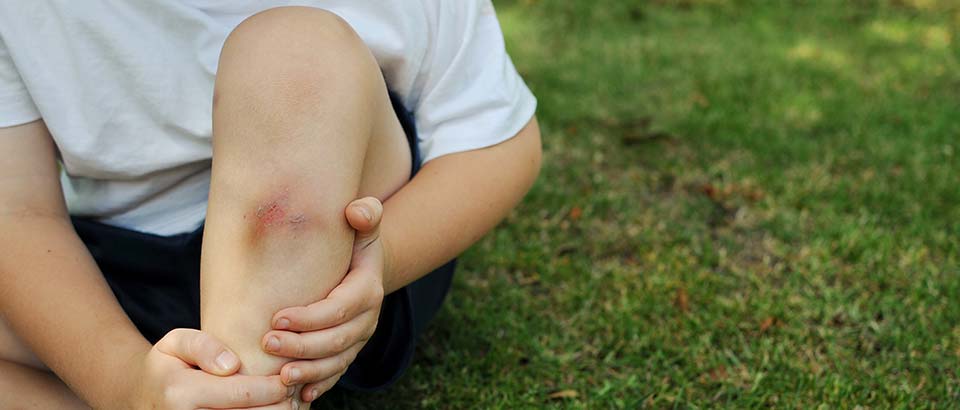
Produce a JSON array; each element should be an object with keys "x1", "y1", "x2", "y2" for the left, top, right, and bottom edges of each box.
[
  {"x1": 256, "y1": 201, "x2": 287, "y2": 226},
  {"x1": 252, "y1": 191, "x2": 307, "y2": 238}
]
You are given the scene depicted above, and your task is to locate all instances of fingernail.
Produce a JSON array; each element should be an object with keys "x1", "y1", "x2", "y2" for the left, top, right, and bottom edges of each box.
[
  {"x1": 215, "y1": 350, "x2": 237, "y2": 371},
  {"x1": 287, "y1": 385, "x2": 296, "y2": 397},
  {"x1": 356, "y1": 205, "x2": 372, "y2": 222},
  {"x1": 288, "y1": 367, "x2": 301, "y2": 383},
  {"x1": 276, "y1": 318, "x2": 290, "y2": 329},
  {"x1": 291, "y1": 398, "x2": 299, "y2": 410},
  {"x1": 266, "y1": 336, "x2": 281, "y2": 352},
  {"x1": 310, "y1": 388, "x2": 320, "y2": 401}
]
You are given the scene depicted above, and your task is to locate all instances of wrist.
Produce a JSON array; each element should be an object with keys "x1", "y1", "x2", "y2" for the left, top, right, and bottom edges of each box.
[
  {"x1": 112, "y1": 348, "x2": 150, "y2": 408},
  {"x1": 86, "y1": 337, "x2": 152, "y2": 408}
]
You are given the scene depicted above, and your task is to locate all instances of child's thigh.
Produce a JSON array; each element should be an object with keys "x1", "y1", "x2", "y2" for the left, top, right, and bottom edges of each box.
[{"x1": 0, "y1": 316, "x2": 46, "y2": 370}]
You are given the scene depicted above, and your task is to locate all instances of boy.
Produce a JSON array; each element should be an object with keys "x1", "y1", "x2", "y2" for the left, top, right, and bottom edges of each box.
[{"x1": 0, "y1": 2, "x2": 540, "y2": 408}]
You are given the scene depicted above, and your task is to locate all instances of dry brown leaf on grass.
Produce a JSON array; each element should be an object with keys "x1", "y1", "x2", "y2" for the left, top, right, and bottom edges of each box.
[
  {"x1": 568, "y1": 206, "x2": 582, "y2": 221},
  {"x1": 674, "y1": 287, "x2": 690, "y2": 313},
  {"x1": 700, "y1": 183, "x2": 719, "y2": 200},
  {"x1": 548, "y1": 390, "x2": 579, "y2": 400},
  {"x1": 698, "y1": 366, "x2": 728, "y2": 384},
  {"x1": 759, "y1": 316, "x2": 779, "y2": 333}
]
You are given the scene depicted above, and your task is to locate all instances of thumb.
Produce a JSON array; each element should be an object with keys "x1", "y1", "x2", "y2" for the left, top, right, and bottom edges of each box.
[
  {"x1": 345, "y1": 196, "x2": 382, "y2": 250},
  {"x1": 155, "y1": 328, "x2": 240, "y2": 376}
]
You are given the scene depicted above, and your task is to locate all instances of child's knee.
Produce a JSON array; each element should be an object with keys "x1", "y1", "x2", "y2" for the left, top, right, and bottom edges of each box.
[{"x1": 215, "y1": 6, "x2": 382, "y2": 111}]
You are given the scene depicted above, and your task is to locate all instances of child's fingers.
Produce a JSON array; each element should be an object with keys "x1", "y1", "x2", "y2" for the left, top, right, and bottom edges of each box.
[
  {"x1": 263, "y1": 314, "x2": 374, "y2": 360},
  {"x1": 198, "y1": 400, "x2": 295, "y2": 410},
  {"x1": 279, "y1": 343, "x2": 363, "y2": 385},
  {"x1": 273, "y1": 263, "x2": 381, "y2": 332},
  {"x1": 345, "y1": 197, "x2": 383, "y2": 252},
  {"x1": 272, "y1": 290, "x2": 366, "y2": 332},
  {"x1": 344, "y1": 196, "x2": 382, "y2": 234},
  {"x1": 189, "y1": 372, "x2": 290, "y2": 409},
  {"x1": 154, "y1": 328, "x2": 240, "y2": 376},
  {"x1": 301, "y1": 371, "x2": 347, "y2": 403}
]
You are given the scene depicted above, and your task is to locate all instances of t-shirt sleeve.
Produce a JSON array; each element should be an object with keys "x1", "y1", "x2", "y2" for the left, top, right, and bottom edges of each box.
[
  {"x1": 0, "y1": 35, "x2": 41, "y2": 128},
  {"x1": 415, "y1": 0, "x2": 537, "y2": 163}
]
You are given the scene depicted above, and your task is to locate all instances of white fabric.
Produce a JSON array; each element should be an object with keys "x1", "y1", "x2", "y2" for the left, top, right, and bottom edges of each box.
[{"x1": 0, "y1": 0, "x2": 536, "y2": 235}]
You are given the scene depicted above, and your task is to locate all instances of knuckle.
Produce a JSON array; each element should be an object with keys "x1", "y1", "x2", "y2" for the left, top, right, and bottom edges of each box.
[
  {"x1": 188, "y1": 333, "x2": 210, "y2": 357},
  {"x1": 334, "y1": 336, "x2": 348, "y2": 352},
  {"x1": 231, "y1": 385, "x2": 253, "y2": 403},
  {"x1": 160, "y1": 328, "x2": 187, "y2": 348},
  {"x1": 161, "y1": 329, "x2": 181, "y2": 343},
  {"x1": 302, "y1": 313, "x2": 319, "y2": 330},
  {"x1": 336, "y1": 306, "x2": 348, "y2": 321},
  {"x1": 294, "y1": 338, "x2": 307, "y2": 358},
  {"x1": 185, "y1": 336, "x2": 201, "y2": 358}
]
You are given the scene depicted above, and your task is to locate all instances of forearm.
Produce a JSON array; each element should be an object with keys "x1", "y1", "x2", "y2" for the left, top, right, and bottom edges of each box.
[
  {"x1": 0, "y1": 215, "x2": 150, "y2": 407},
  {"x1": 381, "y1": 117, "x2": 542, "y2": 293}
]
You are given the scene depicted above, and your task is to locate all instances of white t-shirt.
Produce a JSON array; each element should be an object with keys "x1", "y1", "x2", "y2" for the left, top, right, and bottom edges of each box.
[{"x1": 0, "y1": 1, "x2": 536, "y2": 235}]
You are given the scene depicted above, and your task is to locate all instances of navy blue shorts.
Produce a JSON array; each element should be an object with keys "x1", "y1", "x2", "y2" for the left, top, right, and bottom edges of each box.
[{"x1": 71, "y1": 93, "x2": 455, "y2": 392}]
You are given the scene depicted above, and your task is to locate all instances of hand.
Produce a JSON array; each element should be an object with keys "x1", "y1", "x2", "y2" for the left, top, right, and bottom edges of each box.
[
  {"x1": 262, "y1": 197, "x2": 386, "y2": 404},
  {"x1": 126, "y1": 328, "x2": 293, "y2": 409}
]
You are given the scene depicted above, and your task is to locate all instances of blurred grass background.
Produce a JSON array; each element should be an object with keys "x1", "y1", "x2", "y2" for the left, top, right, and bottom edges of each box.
[{"x1": 325, "y1": 0, "x2": 959, "y2": 408}]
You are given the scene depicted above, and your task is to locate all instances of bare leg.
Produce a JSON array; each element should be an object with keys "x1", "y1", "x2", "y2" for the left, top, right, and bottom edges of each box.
[
  {"x1": 199, "y1": 4, "x2": 410, "y2": 399},
  {"x1": 0, "y1": 317, "x2": 88, "y2": 409}
]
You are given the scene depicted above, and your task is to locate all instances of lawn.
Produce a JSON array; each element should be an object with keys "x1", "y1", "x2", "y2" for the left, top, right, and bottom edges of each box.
[{"x1": 322, "y1": 0, "x2": 960, "y2": 408}]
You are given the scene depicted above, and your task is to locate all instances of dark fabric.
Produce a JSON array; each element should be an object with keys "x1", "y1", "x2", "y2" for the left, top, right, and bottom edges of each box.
[{"x1": 71, "y1": 92, "x2": 455, "y2": 392}]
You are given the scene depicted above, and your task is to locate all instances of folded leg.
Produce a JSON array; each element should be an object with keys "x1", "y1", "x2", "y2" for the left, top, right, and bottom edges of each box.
[{"x1": 200, "y1": 5, "x2": 410, "y2": 382}]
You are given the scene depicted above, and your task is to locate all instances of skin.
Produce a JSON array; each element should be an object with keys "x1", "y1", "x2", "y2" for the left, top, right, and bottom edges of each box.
[
  {"x1": 0, "y1": 6, "x2": 541, "y2": 409},
  {"x1": 199, "y1": 8, "x2": 412, "y2": 407}
]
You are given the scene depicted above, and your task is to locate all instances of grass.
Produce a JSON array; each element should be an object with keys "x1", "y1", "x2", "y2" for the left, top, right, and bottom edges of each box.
[{"x1": 321, "y1": 0, "x2": 960, "y2": 408}]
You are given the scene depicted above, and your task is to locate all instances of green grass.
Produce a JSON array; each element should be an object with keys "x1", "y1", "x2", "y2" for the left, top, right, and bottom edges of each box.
[{"x1": 322, "y1": 0, "x2": 960, "y2": 408}]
